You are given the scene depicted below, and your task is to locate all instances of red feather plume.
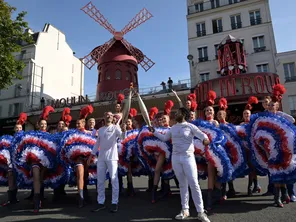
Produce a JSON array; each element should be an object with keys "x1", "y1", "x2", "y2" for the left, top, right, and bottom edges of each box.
[
  {"x1": 40, "y1": 106, "x2": 54, "y2": 121},
  {"x1": 187, "y1": 93, "x2": 196, "y2": 102},
  {"x1": 245, "y1": 96, "x2": 258, "y2": 111},
  {"x1": 80, "y1": 105, "x2": 94, "y2": 119},
  {"x1": 272, "y1": 84, "x2": 286, "y2": 102},
  {"x1": 218, "y1": 98, "x2": 228, "y2": 111},
  {"x1": 164, "y1": 100, "x2": 174, "y2": 115},
  {"x1": 190, "y1": 101, "x2": 198, "y2": 112},
  {"x1": 117, "y1": 94, "x2": 125, "y2": 104},
  {"x1": 64, "y1": 115, "x2": 72, "y2": 127},
  {"x1": 207, "y1": 90, "x2": 216, "y2": 106},
  {"x1": 17, "y1": 112, "x2": 27, "y2": 125},
  {"x1": 149, "y1": 107, "x2": 159, "y2": 120},
  {"x1": 129, "y1": 108, "x2": 138, "y2": 118}
]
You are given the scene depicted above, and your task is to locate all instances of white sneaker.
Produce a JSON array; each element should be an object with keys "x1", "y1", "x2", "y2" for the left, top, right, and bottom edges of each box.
[
  {"x1": 197, "y1": 212, "x2": 210, "y2": 222},
  {"x1": 175, "y1": 209, "x2": 190, "y2": 220},
  {"x1": 291, "y1": 195, "x2": 296, "y2": 202}
]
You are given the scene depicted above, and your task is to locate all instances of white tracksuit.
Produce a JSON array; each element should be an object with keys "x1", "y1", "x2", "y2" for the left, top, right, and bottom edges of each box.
[
  {"x1": 154, "y1": 121, "x2": 208, "y2": 213},
  {"x1": 92, "y1": 124, "x2": 123, "y2": 205}
]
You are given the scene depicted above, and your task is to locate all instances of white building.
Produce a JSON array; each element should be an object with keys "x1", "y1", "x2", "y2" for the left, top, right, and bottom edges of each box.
[
  {"x1": 186, "y1": 0, "x2": 296, "y2": 115},
  {"x1": 276, "y1": 50, "x2": 296, "y2": 116},
  {"x1": 0, "y1": 23, "x2": 84, "y2": 119}
]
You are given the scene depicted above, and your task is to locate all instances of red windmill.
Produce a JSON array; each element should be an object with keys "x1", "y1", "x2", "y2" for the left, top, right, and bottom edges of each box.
[{"x1": 81, "y1": 2, "x2": 155, "y2": 101}]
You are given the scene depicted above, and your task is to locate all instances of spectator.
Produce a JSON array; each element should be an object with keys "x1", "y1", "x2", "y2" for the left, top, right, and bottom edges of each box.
[
  {"x1": 167, "y1": 77, "x2": 173, "y2": 91},
  {"x1": 160, "y1": 81, "x2": 166, "y2": 91}
]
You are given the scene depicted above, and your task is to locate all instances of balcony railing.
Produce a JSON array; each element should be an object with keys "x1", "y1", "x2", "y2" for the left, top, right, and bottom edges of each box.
[
  {"x1": 250, "y1": 18, "x2": 262, "y2": 26},
  {"x1": 199, "y1": 57, "x2": 209, "y2": 62},
  {"x1": 14, "y1": 53, "x2": 35, "y2": 61},
  {"x1": 231, "y1": 22, "x2": 242, "y2": 30},
  {"x1": 285, "y1": 76, "x2": 296, "y2": 82},
  {"x1": 254, "y1": 46, "x2": 266, "y2": 53},
  {"x1": 197, "y1": 30, "x2": 207, "y2": 37},
  {"x1": 213, "y1": 26, "x2": 223, "y2": 33},
  {"x1": 188, "y1": 0, "x2": 247, "y2": 15}
]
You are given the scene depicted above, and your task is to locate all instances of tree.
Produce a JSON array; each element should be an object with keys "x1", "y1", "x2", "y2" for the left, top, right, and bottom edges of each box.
[{"x1": 0, "y1": 0, "x2": 33, "y2": 89}]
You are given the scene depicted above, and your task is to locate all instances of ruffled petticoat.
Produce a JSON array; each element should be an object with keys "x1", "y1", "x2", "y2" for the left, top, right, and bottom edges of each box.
[
  {"x1": 136, "y1": 126, "x2": 174, "y2": 179},
  {"x1": 247, "y1": 112, "x2": 296, "y2": 184},
  {"x1": 191, "y1": 119, "x2": 233, "y2": 183},
  {"x1": 0, "y1": 135, "x2": 13, "y2": 185}
]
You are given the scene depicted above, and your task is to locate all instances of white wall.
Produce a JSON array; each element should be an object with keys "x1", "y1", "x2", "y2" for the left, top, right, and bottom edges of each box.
[{"x1": 34, "y1": 24, "x2": 84, "y2": 100}]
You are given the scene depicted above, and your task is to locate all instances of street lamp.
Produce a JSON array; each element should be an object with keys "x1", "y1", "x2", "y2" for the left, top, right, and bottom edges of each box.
[{"x1": 187, "y1": 54, "x2": 194, "y2": 66}]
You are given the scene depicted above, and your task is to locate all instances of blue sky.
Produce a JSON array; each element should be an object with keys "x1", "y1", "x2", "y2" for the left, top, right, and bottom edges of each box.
[{"x1": 6, "y1": 0, "x2": 296, "y2": 96}]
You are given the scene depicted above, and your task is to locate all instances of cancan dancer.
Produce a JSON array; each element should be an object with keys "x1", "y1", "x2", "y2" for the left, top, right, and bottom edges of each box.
[
  {"x1": 88, "y1": 111, "x2": 125, "y2": 213},
  {"x1": 150, "y1": 107, "x2": 210, "y2": 222}
]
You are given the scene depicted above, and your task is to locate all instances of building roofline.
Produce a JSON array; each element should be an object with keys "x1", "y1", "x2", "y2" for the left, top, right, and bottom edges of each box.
[{"x1": 277, "y1": 50, "x2": 296, "y2": 57}]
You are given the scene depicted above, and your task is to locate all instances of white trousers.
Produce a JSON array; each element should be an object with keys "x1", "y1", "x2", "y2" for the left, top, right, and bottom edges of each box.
[
  {"x1": 97, "y1": 160, "x2": 119, "y2": 204},
  {"x1": 172, "y1": 154, "x2": 204, "y2": 213}
]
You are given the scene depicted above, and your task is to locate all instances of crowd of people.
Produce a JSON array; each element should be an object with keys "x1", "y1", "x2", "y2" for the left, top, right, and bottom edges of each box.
[{"x1": 0, "y1": 84, "x2": 296, "y2": 222}]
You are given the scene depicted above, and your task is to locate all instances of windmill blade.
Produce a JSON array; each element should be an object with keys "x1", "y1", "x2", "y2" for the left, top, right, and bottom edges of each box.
[
  {"x1": 121, "y1": 39, "x2": 155, "y2": 72},
  {"x1": 121, "y1": 8, "x2": 153, "y2": 36},
  {"x1": 81, "y1": 38, "x2": 116, "y2": 69},
  {"x1": 139, "y1": 55, "x2": 155, "y2": 72},
  {"x1": 81, "y1": 1, "x2": 116, "y2": 35}
]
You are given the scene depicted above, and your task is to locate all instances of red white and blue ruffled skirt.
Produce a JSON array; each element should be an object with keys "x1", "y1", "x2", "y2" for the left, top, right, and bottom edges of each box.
[
  {"x1": 0, "y1": 135, "x2": 13, "y2": 186},
  {"x1": 191, "y1": 119, "x2": 233, "y2": 183},
  {"x1": 118, "y1": 129, "x2": 147, "y2": 177},
  {"x1": 13, "y1": 131, "x2": 59, "y2": 189},
  {"x1": 246, "y1": 112, "x2": 296, "y2": 184},
  {"x1": 219, "y1": 123, "x2": 247, "y2": 179},
  {"x1": 136, "y1": 126, "x2": 173, "y2": 179},
  {"x1": 60, "y1": 129, "x2": 98, "y2": 185}
]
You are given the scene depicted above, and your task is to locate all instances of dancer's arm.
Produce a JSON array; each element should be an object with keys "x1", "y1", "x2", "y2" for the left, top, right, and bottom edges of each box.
[
  {"x1": 91, "y1": 134, "x2": 100, "y2": 156},
  {"x1": 171, "y1": 90, "x2": 184, "y2": 108},
  {"x1": 190, "y1": 123, "x2": 209, "y2": 145},
  {"x1": 153, "y1": 128, "x2": 172, "y2": 141}
]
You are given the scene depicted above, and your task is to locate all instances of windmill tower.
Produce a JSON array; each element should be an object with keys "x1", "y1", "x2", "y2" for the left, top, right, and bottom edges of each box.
[{"x1": 81, "y1": 2, "x2": 155, "y2": 101}]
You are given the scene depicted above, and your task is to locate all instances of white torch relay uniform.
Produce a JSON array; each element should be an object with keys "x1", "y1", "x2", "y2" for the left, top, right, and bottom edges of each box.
[
  {"x1": 154, "y1": 122, "x2": 209, "y2": 216},
  {"x1": 92, "y1": 124, "x2": 123, "y2": 205}
]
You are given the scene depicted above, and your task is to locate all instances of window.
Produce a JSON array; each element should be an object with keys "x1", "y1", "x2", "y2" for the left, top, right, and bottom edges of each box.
[
  {"x1": 71, "y1": 76, "x2": 74, "y2": 86},
  {"x1": 250, "y1": 10, "x2": 261, "y2": 25},
  {"x1": 229, "y1": 0, "x2": 238, "y2": 4},
  {"x1": 230, "y1": 14, "x2": 242, "y2": 30},
  {"x1": 126, "y1": 71, "x2": 132, "y2": 81},
  {"x1": 284, "y1": 63, "x2": 296, "y2": 82},
  {"x1": 211, "y1": 0, "x2": 220, "y2": 9},
  {"x1": 194, "y1": 3, "x2": 204, "y2": 12},
  {"x1": 200, "y1": 73, "x2": 210, "y2": 82},
  {"x1": 198, "y1": 47, "x2": 208, "y2": 62},
  {"x1": 214, "y1": 44, "x2": 219, "y2": 59},
  {"x1": 105, "y1": 70, "x2": 111, "y2": 80},
  {"x1": 14, "y1": 84, "x2": 22, "y2": 97},
  {"x1": 212, "y1": 19, "x2": 223, "y2": 33},
  {"x1": 115, "y1": 70, "x2": 121, "y2": 80},
  {"x1": 8, "y1": 103, "x2": 23, "y2": 117},
  {"x1": 196, "y1": 22, "x2": 206, "y2": 37},
  {"x1": 252, "y1": 36, "x2": 265, "y2": 52},
  {"x1": 289, "y1": 95, "x2": 296, "y2": 116},
  {"x1": 256, "y1": 64, "x2": 269, "y2": 72}
]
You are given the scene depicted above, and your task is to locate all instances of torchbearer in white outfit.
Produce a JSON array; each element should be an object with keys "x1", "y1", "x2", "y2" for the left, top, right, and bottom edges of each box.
[
  {"x1": 87, "y1": 111, "x2": 124, "y2": 213},
  {"x1": 150, "y1": 107, "x2": 211, "y2": 222}
]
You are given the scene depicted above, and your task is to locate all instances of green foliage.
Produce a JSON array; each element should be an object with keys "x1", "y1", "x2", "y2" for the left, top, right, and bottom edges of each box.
[{"x1": 0, "y1": 0, "x2": 33, "y2": 89}]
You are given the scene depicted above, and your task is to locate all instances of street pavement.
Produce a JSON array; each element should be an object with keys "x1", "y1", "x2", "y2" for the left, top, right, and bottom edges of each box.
[{"x1": 0, "y1": 176, "x2": 296, "y2": 222}]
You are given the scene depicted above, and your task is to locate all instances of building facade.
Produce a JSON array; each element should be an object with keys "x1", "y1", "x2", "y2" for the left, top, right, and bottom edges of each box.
[
  {"x1": 186, "y1": 0, "x2": 296, "y2": 116},
  {"x1": 276, "y1": 50, "x2": 296, "y2": 116},
  {"x1": 0, "y1": 23, "x2": 84, "y2": 121}
]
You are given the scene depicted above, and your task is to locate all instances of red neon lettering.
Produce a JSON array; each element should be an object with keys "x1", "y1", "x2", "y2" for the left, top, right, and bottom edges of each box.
[
  {"x1": 254, "y1": 76, "x2": 265, "y2": 93},
  {"x1": 241, "y1": 77, "x2": 253, "y2": 95},
  {"x1": 226, "y1": 78, "x2": 236, "y2": 96}
]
